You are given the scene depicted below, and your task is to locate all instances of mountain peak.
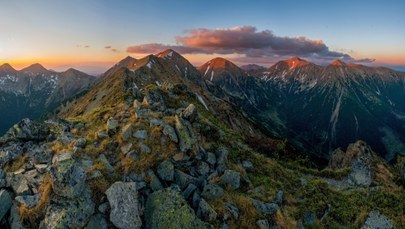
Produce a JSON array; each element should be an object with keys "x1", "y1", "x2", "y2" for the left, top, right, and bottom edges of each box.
[
  {"x1": 21, "y1": 63, "x2": 49, "y2": 74},
  {"x1": 284, "y1": 56, "x2": 310, "y2": 69},
  {"x1": 156, "y1": 49, "x2": 178, "y2": 58},
  {"x1": 330, "y1": 59, "x2": 347, "y2": 66},
  {"x1": 0, "y1": 63, "x2": 17, "y2": 72}
]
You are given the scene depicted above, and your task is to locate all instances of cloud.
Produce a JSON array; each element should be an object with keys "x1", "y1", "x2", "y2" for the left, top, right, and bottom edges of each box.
[
  {"x1": 126, "y1": 26, "x2": 375, "y2": 64},
  {"x1": 126, "y1": 43, "x2": 206, "y2": 54},
  {"x1": 111, "y1": 48, "x2": 118, "y2": 52},
  {"x1": 84, "y1": 45, "x2": 90, "y2": 48},
  {"x1": 105, "y1": 46, "x2": 111, "y2": 49}
]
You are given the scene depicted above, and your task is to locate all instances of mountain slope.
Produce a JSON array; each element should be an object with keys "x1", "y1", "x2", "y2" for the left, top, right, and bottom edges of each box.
[{"x1": 0, "y1": 64, "x2": 95, "y2": 134}]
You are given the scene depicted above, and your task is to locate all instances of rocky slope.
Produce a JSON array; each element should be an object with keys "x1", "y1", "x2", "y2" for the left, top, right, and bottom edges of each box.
[
  {"x1": 0, "y1": 63, "x2": 95, "y2": 134},
  {"x1": 0, "y1": 51, "x2": 404, "y2": 228}
]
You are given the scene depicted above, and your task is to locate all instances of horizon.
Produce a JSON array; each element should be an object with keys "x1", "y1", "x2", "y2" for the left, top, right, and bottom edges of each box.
[{"x1": 1, "y1": 0, "x2": 404, "y2": 74}]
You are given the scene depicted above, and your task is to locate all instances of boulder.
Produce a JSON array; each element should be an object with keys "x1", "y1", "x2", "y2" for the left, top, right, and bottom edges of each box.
[
  {"x1": 15, "y1": 194, "x2": 40, "y2": 208},
  {"x1": 74, "y1": 138, "x2": 86, "y2": 148},
  {"x1": 197, "y1": 198, "x2": 217, "y2": 222},
  {"x1": 84, "y1": 214, "x2": 108, "y2": 229},
  {"x1": 174, "y1": 116, "x2": 196, "y2": 153},
  {"x1": 147, "y1": 170, "x2": 163, "y2": 192},
  {"x1": 256, "y1": 219, "x2": 270, "y2": 229},
  {"x1": 157, "y1": 160, "x2": 174, "y2": 181},
  {"x1": 8, "y1": 204, "x2": 28, "y2": 229},
  {"x1": 7, "y1": 174, "x2": 31, "y2": 196},
  {"x1": 105, "y1": 182, "x2": 142, "y2": 229},
  {"x1": 182, "y1": 183, "x2": 198, "y2": 199},
  {"x1": 242, "y1": 160, "x2": 254, "y2": 171},
  {"x1": 140, "y1": 143, "x2": 151, "y2": 154},
  {"x1": 361, "y1": 211, "x2": 395, "y2": 229},
  {"x1": 196, "y1": 161, "x2": 211, "y2": 176},
  {"x1": 201, "y1": 184, "x2": 224, "y2": 200},
  {"x1": 252, "y1": 199, "x2": 279, "y2": 215},
  {"x1": 162, "y1": 125, "x2": 178, "y2": 143},
  {"x1": 0, "y1": 189, "x2": 12, "y2": 221},
  {"x1": 106, "y1": 117, "x2": 119, "y2": 132},
  {"x1": 181, "y1": 104, "x2": 198, "y2": 122},
  {"x1": 145, "y1": 187, "x2": 206, "y2": 229},
  {"x1": 49, "y1": 153, "x2": 86, "y2": 198},
  {"x1": 5, "y1": 119, "x2": 50, "y2": 142},
  {"x1": 216, "y1": 148, "x2": 228, "y2": 174},
  {"x1": 206, "y1": 152, "x2": 216, "y2": 166},
  {"x1": 348, "y1": 160, "x2": 373, "y2": 187},
  {"x1": 225, "y1": 203, "x2": 239, "y2": 220},
  {"x1": 220, "y1": 170, "x2": 240, "y2": 190},
  {"x1": 174, "y1": 170, "x2": 199, "y2": 190},
  {"x1": 143, "y1": 90, "x2": 166, "y2": 111},
  {"x1": 43, "y1": 190, "x2": 95, "y2": 229},
  {"x1": 274, "y1": 190, "x2": 284, "y2": 205}
]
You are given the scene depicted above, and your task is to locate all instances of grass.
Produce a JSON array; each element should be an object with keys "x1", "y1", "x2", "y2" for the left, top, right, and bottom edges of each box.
[
  {"x1": 19, "y1": 174, "x2": 53, "y2": 227},
  {"x1": 3, "y1": 154, "x2": 27, "y2": 172}
]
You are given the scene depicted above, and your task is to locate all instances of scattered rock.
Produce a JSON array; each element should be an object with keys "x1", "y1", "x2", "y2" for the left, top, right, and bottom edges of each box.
[
  {"x1": 0, "y1": 189, "x2": 12, "y2": 221},
  {"x1": 50, "y1": 152, "x2": 86, "y2": 198},
  {"x1": 303, "y1": 212, "x2": 317, "y2": 226},
  {"x1": 8, "y1": 204, "x2": 28, "y2": 229},
  {"x1": 15, "y1": 194, "x2": 40, "y2": 208},
  {"x1": 98, "y1": 202, "x2": 110, "y2": 214},
  {"x1": 147, "y1": 170, "x2": 163, "y2": 192},
  {"x1": 275, "y1": 190, "x2": 284, "y2": 205},
  {"x1": 143, "y1": 90, "x2": 166, "y2": 111},
  {"x1": 140, "y1": 143, "x2": 151, "y2": 154},
  {"x1": 106, "y1": 117, "x2": 119, "y2": 133},
  {"x1": 256, "y1": 219, "x2": 270, "y2": 229},
  {"x1": 197, "y1": 198, "x2": 217, "y2": 222},
  {"x1": 181, "y1": 104, "x2": 198, "y2": 122},
  {"x1": 157, "y1": 160, "x2": 174, "y2": 181},
  {"x1": 121, "y1": 124, "x2": 133, "y2": 141},
  {"x1": 252, "y1": 199, "x2": 279, "y2": 215},
  {"x1": 220, "y1": 170, "x2": 240, "y2": 190},
  {"x1": 98, "y1": 154, "x2": 114, "y2": 174},
  {"x1": 97, "y1": 130, "x2": 108, "y2": 139},
  {"x1": 74, "y1": 138, "x2": 86, "y2": 148},
  {"x1": 7, "y1": 174, "x2": 31, "y2": 195},
  {"x1": 216, "y1": 148, "x2": 228, "y2": 174},
  {"x1": 206, "y1": 152, "x2": 216, "y2": 166},
  {"x1": 84, "y1": 214, "x2": 108, "y2": 229},
  {"x1": 361, "y1": 211, "x2": 395, "y2": 229},
  {"x1": 182, "y1": 183, "x2": 198, "y2": 199},
  {"x1": 242, "y1": 160, "x2": 254, "y2": 171},
  {"x1": 35, "y1": 164, "x2": 48, "y2": 173},
  {"x1": 225, "y1": 203, "x2": 239, "y2": 220},
  {"x1": 172, "y1": 152, "x2": 185, "y2": 161},
  {"x1": 133, "y1": 130, "x2": 148, "y2": 140},
  {"x1": 133, "y1": 99, "x2": 142, "y2": 111},
  {"x1": 105, "y1": 182, "x2": 142, "y2": 229},
  {"x1": 162, "y1": 125, "x2": 178, "y2": 143},
  {"x1": 145, "y1": 187, "x2": 206, "y2": 229},
  {"x1": 196, "y1": 161, "x2": 211, "y2": 176},
  {"x1": 174, "y1": 170, "x2": 199, "y2": 189},
  {"x1": 201, "y1": 184, "x2": 224, "y2": 200}
]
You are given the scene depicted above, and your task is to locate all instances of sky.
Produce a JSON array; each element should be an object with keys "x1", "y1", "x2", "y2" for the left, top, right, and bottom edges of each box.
[{"x1": 0, "y1": 0, "x2": 404, "y2": 74}]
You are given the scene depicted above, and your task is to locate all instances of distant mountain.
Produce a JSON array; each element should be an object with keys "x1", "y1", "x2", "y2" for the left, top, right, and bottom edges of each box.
[
  {"x1": 240, "y1": 64, "x2": 267, "y2": 76},
  {"x1": 205, "y1": 56, "x2": 405, "y2": 161},
  {"x1": 0, "y1": 63, "x2": 95, "y2": 134}
]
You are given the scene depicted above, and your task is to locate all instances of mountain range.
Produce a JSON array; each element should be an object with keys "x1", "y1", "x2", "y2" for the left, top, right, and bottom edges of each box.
[
  {"x1": 0, "y1": 49, "x2": 404, "y2": 228},
  {"x1": 0, "y1": 63, "x2": 95, "y2": 134}
]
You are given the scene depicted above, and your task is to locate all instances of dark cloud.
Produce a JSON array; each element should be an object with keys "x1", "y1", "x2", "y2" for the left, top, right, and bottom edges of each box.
[
  {"x1": 105, "y1": 46, "x2": 111, "y2": 49},
  {"x1": 126, "y1": 26, "x2": 375, "y2": 64},
  {"x1": 111, "y1": 48, "x2": 118, "y2": 52},
  {"x1": 84, "y1": 45, "x2": 90, "y2": 48}
]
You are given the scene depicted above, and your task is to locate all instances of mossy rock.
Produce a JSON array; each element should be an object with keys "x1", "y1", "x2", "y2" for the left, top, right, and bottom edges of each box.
[{"x1": 145, "y1": 187, "x2": 207, "y2": 229}]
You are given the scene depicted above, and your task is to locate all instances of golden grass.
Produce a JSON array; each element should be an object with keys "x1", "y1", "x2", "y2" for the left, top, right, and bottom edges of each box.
[
  {"x1": 19, "y1": 174, "x2": 53, "y2": 227},
  {"x1": 274, "y1": 210, "x2": 298, "y2": 229},
  {"x1": 3, "y1": 154, "x2": 27, "y2": 172}
]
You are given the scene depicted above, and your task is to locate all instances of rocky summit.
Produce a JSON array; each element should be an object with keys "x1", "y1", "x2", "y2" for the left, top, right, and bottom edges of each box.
[{"x1": 0, "y1": 50, "x2": 405, "y2": 229}]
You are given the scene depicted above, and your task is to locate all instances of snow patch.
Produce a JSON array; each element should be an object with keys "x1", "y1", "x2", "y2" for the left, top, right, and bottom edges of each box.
[
  {"x1": 156, "y1": 81, "x2": 161, "y2": 87},
  {"x1": 196, "y1": 93, "x2": 209, "y2": 111},
  {"x1": 146, "y1": 61, "x2": 153, "y2": 69},
  {"x1": 210, "y1": 71, "x2": 214, "y2": 81},
  {"x1": 204, "y1": 66, "x2": 210, "y2": 77}
]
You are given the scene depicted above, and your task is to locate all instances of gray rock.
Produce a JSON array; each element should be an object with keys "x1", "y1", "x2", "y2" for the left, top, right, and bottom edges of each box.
[
  {"x1": 149, "y1": 118, "x2": 163, "y2": 126},
  {"x1": 275, "y1": 190, "x2": 284, "y2": 205},
  {"x1": 86, "y1": 170, "x2": 103, "y2": 180},
  {"x1": 361, "y1": 211, "x2": 395, "y2": 229},
  {"x1": 242, "y1": 160, "x2": 254, "y2": 171},
  {"x1": 143, "y1": 90, "x2": 166, "y2": 111},
  {"x1": 145, "y1": 187, "x2": 206, "y2": 229},
  {"x1": 252, "y1": 199, "x2": 279, "y2": 215},
  {"x1": 105, "y1": 182, "x2": 142, "y2": 229},
  {"x1": 196, "y1": 161, "x2": 210, "y2": 176},
  {"x1": 220, "y1": 170, "x2": 240, "y2": 190},
  {"x1": 126, "y1": 151, "x2": 140, "y2": 160},
  {"x1": 140, "y1": 143, "x2": 151, "y2": 154},
  {"x1": 225, "y1": 203, "x2": 239, "y2": 219},
  {"x1": 147, "y1": 170, "x2": 163, "y2": 192},
  {"x1": 7, "y1": 174, "x2": 31, "y2": 196},
  {"x1": 49, "y1": 152, "x2": 86, "y2": 198},
  {"x1": 0, "y1": 189, "x2": 12, "y2": 221},
  {"x1": 181, "y1": 104, "x2": 198, "y2": 122},
  {"x1": 174, "y1": 170, "x2": 199, "y2": 190},
  {"x1": 157, "y1": 160, "x2": 174, "y2": 181},
  {"x1": 8, "y1": 204, "x2": 28, "y2": 229},
  {"x1": 98, "y1": 202, "x2": 109, "y2": 214},
  {"x1": 106, "y1": 117, "x2": 119, "y2": 132},
  {"x1": 121, "y1": 124, "x2": 133, "y2": 141},
  {"x1": 133, "y1": 130, "x2": 148, "y2": 139},
  {"x1": 0, "y1": 170, "x2": 6, "y2": 188},
  {"x1": 206, "y1": 152, "x2": 216, "y2": 166},
  {"x1": 257, "y1": 219, "x2": 270, "y2": 229},
  {"x1": 43, "y1": 189, "x2": 95, "y2": 229},
  {"x1": 175, "y1": 116, "x2": 196, "y2": 153},
  {"x1": 15, "y1": 194, "x2": 40, "y2": 208},
  {"x1": 303, "y1": 212, "x2": 316, "y2": 226},
  {"x1": 348, "y1": 160, "x2": 373, "y2": 187},
  {"x1": 216, "y1": 148, "x2": 228, "y2": 174},
  {"x1": 201, "y1": 184, "x2": 224, "y2": 200},
  {"x1": 97, "y1": 130, "x2": 108, "y2": 139},
  {"x1": 84, "y1": 214, "x2": 108, "y2": 229},
  {"x1": 121, "y1": 143, "x2": 133, "y2": 154},
  {"x1": 98, "y1": 154, "x2": 114, "y2": 173},
  {"x1": 182, "y1": 183, "x2": 198, "y2": 199},
  {"x1": 35, "y1": 164, "x2": 48, "y2": 173},
  {"x1": 135, "y1": 109, "x2": 152, "y2": 119},
  {"x1": 162, "y1": 125, "x2": 178, "y2": 143},
  {"x1": 197, "y1": 198, "x2": 217, "y2": 222},
  {"x1": 74, "y1": 138, "x2": 87, "y2": 148}
]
